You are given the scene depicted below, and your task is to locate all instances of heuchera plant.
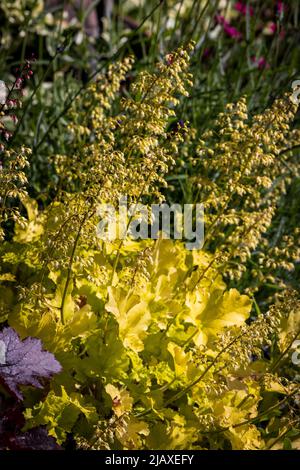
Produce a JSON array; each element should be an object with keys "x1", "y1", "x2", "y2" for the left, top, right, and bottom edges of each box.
[
  {"x1": 0, "y1": 327, "x2": 61, "y2": 450},
  {"x1": 0, "y1": 43, "x2": 299, "y2": 450}
]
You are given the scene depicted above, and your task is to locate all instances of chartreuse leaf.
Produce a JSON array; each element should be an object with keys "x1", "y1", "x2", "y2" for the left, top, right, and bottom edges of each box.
[
  {"x1": 8, "y1": 305, "x2": 67, "y2": 354},
  {"x1": 116, "y1": 418, "x2": 150, "y2": 449},
  {"x1": 185, "y1": 287, "x2": 251, "y2": 346},
  {"x1": 208, "y1": 384, "x2": 263, "y2": 450},
  {"x1": 151, "y1": 239, "x2": 186, "y2": 278},
  {"x1": 64, "y1": 305, "x2": 98, "y2": 340},
  {"x1": 167, "y1": 342, "x2": 190, "y2": 380},
  {"x1": 146, "y1": 419, "x2": 198, "y2": 450},
  {"x1": 106, "y1": 286, "x2": 151, "y2": 352},
  {"x1": 76, "y1": 279, "x2": 105, "y2": 313},
  {"x1": 24, "y1": 386, "x2": 98, "y2": 444},
  {"x1": 79, "y1": 324, "x2": 130, "y2": 381},
  {"x1": 14, "y1": 197, "x2": 44, "y2": 243},
  {"x1": 105, "y1": 384, "x2": 133, "y2": 417}
]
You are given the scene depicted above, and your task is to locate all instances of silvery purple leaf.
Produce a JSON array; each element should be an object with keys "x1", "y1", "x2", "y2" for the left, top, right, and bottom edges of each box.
[{"x1": 0, "y1": 327, "x2": 61, "y2": 400}]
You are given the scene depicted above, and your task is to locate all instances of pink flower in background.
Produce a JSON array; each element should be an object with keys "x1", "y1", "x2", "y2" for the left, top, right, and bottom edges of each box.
[
  {"x1": 251, "y1": 56, "x2": 270, "y2": 70},
  {"x1": 268, "y1": 22, "x2": 277, "y2": 34},
  {"x1": 216, "y1": 15, "x2": 226, "y2": 25},
  {"x1": 277, "y1": 2, "x2": 285, "y2": 15},
  {"x1": 234, "y1": 2, "x2": 254, "y2": 16},
  {"x1": 263, "y1": 21, "x2": 286, "y2": 39},
  {"x1": 224, "y1": 24, "x2": 242, "y2": 39},
  {"x1": 216, "y1": 15, "x2": 242, "y2": 39},
  {"x1": 15, "y1": 77, "x2": 23, "y2": 89}
]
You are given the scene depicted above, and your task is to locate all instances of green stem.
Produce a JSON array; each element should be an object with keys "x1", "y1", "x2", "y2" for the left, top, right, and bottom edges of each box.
[{"x1": 60, "y1": 209, "x2": 90, "y2": 324}]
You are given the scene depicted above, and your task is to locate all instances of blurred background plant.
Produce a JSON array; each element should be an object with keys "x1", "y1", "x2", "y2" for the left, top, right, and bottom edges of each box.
[{"x1": 1, "y1": 1, "x2": 299, "y2": 185}]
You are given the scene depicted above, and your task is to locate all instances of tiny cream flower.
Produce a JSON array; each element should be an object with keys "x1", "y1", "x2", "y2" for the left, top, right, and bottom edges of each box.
[{"x1": 0, "y1": 80, "x2": 8, "y2": 104}]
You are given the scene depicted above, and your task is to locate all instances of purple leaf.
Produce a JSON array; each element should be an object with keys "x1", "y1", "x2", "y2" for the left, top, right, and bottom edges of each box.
[
  {"x1": 0, "y1": 327, "x2": 61, "y2": 400},
  {"x1": 8, "y1": 426, "x2": 62, "y2": 450},
  {"x1": 0, "y1": 402, "x2": 61, "y2": 450}
]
